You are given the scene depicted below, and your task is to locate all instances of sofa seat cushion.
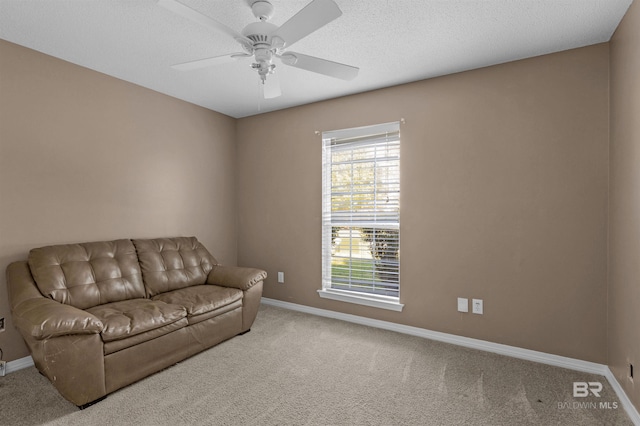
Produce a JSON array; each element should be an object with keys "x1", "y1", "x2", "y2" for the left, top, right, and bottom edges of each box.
[
  {"x1": 102, "y1": 318, "x2": 188, "y2": 355},
  {"x1": 87, "y1": 298, "x2": 187, "y2": 343},
  {"x1": 152, "y1": 285, "x2": 242, "y2": 325}
]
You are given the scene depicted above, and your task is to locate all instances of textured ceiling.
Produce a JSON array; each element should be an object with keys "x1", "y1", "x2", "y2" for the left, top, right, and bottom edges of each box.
[{"x1": 0, "y1": 0, "x2": 633, "y2": 118}]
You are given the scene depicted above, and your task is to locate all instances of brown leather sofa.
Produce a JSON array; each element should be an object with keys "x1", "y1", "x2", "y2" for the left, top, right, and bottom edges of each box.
[{"x1": 6, "y1": 236, "x2": 266, "y2": 408}]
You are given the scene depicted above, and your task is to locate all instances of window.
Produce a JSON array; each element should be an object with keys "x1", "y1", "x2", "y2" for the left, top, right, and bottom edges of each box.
[{"x1": 319, "y1": 122, "x2": 402, "y2": 311}]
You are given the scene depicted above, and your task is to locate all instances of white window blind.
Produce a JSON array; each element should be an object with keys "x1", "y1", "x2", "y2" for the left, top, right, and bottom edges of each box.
[{"x1": 322, "y1": 122, "x2": 400, "y2": 300}]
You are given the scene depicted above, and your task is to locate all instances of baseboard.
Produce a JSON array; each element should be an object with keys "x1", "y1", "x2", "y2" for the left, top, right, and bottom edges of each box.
[
  {"x1": 6, "y1": 355, "x2": 34, "y2": 374},
  {"x1": 605, "y1": 368, "x2": 640, "y2": 425},
  {"x1": 261, "y1": 297, "x2": 640, "y2": 425}
]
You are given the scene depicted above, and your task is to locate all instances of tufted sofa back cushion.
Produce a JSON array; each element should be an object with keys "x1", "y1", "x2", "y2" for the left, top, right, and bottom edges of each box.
[
  {"x1": 28, "y1": 239, "x2": 146, "y2": 310},
  {"x1": 132, "y1": 237, "x2": 218, "y2": 297}
]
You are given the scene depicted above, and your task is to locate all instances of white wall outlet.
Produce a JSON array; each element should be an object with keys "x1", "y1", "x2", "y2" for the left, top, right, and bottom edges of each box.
[
  {"x1": 472, "y1": 299, "x2": 483, "y2": 314},
  {"x1": 457, "y1": 297, "x2": 468, "y2": 312},
  {"x1": 277, "y1": 272, "x2": 285, "y2": 283}
]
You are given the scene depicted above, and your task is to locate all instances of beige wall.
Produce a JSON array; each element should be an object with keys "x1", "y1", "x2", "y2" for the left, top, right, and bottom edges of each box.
[
  {"x1": 237, "y1": 44, "x2": 610, "y2": 363},
  {"x1": 0, "y1": 39, "x2": 238, "y2": 360},
  {"x1": 609, "y1": 0, "x2": 640, "y2": 410},
  {"x1": 0, "y1": 34, "x2": 617, "y2": 376}
]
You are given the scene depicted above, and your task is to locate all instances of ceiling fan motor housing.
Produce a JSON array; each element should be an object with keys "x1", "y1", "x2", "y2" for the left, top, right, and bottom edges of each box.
[{"x1": 242, "y1": 21, "x2": 278, "y2": 47}]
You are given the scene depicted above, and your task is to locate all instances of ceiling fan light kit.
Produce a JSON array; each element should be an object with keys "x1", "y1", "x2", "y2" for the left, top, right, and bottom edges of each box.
[{"x1": 159, "y1": 0, "x2": 359, "y2": 99}]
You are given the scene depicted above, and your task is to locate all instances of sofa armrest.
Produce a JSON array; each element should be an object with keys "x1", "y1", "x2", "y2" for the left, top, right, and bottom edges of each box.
[
  {"x1": 7, "y1": 261, "x2": 103, "y2": 340},
  {"x1": 207, "y1": 265, "x2": 267, "y2": 291},
  {"x1": 13, "y1": 298, "x2": 104, "y2": 340}
]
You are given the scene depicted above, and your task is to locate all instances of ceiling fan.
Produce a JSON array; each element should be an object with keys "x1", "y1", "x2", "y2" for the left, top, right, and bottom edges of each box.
[{"x1": 158, "y1": 0, "x2": 359, "y2": 99}]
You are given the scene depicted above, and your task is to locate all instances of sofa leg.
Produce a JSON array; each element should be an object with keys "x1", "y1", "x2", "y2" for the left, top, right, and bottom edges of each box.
[
  {"x1": 77, "y1": 395, "x2": 107, "y2": 410},
  {"x1": 238, "y1": 329, "x2": 251, "y2": 335}
]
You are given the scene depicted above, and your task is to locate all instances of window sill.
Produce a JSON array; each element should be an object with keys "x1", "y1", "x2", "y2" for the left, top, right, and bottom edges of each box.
[{"x1": 317, "y1": 289, "x2": 404, "y2": 312}]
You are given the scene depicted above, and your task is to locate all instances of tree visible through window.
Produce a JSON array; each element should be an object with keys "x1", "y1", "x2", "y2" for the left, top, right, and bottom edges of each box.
[{"x1": 322, "y1": 122, "x2": 400, "y2": 299}]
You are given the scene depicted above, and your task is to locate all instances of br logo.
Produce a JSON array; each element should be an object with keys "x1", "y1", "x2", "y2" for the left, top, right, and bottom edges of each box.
[{"x1": 573, "y1": 382, "x2": 603, "y2": 397}]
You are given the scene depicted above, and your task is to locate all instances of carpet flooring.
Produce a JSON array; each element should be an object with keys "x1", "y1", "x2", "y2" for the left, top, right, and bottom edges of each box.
[{"x1": 0, "y1": 304, "x2": 633, "y2": 425}]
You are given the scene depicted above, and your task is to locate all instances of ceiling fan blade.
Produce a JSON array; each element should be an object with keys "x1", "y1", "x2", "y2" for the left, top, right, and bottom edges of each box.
[
  {"x1": 280, "y1": 52, "x2": 358, "y2": 80},
  {"x1": 171, "y1": 53, "x2": 250, "y2": 71},
  {"x1": 158, "y1": 0, "x2": 252, "y2": 47},
  {"x1": 272, "y1": 0, "x2": 342, "y2": 49},
  {"x1": 263, "y1": 73, "x2": 282, "y2": 99}
]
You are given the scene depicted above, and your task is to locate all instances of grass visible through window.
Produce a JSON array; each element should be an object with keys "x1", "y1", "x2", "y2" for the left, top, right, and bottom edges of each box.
[
  {"x1": 331, "y1": 257, "x2": 376, "y2": 282},
  {"x1": 331, "y1": 256, "x2": 399, "y2": 297}
]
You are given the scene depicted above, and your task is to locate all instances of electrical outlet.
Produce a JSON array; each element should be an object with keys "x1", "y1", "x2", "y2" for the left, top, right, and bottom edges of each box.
[
  {"x1": 0, "y1": 317, "x2": 5, "y2": 333},
  {"x1": 277, "y1": 272, "x2": 285, "y2": 283},
  {"x1": 0, "y1": 360, "x2": 6, "y2": 377},
  {"x1": 472, "y1": 299, "x2": 483, "y2": 314},
  {"x1": 457, "y1": 297, "x2": 468, "y2": 312}
]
